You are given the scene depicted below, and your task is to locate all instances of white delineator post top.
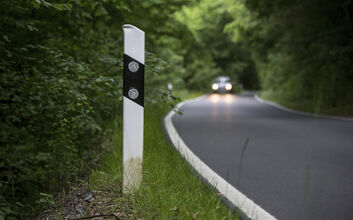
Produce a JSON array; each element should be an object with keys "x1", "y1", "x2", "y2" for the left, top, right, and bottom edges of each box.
[
  {"x1": 123, "y1": 24, "x2": 145, "y2": 64},
  {"x1": 122, "y1": 24, "x2": 145, "y2": 194}
]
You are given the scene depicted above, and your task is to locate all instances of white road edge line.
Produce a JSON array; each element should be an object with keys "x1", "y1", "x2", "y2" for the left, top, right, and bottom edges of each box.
[
  {"x1": 254, "y1": 94, "x2": 353, "y2": 123},
  {"x1": 164, "y1": 95, "x2": 277, "y2": 220}
]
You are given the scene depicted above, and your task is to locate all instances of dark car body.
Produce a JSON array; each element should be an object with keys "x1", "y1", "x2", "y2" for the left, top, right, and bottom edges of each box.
[{"x1": 211, "y1": 76, "x2": 233, "y2": 93}]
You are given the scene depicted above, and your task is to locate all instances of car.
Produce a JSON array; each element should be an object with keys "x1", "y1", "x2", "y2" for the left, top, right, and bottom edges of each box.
[{"x1": 211, "y1": 76, "x2": 233, "y2": 93}]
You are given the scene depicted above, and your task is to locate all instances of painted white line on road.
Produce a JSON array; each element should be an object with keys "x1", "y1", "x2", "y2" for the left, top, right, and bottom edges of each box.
[
  {"x1": 164, "y1": 96, "x2": 277, "y2": 220},
  {"x1": 254, "y1": 94, "x2": 353, "y2": 123}
]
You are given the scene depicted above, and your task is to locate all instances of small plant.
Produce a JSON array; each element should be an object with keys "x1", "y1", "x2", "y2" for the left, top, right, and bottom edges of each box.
[{"x1": 36, "y1": 193, "x2": 55, "y2": 209}]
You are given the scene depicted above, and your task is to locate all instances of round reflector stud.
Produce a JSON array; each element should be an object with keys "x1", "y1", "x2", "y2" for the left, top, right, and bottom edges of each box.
[
  {"x1": 128, "y1": 61, "x2": 139, "y2": 73},
  {"x1": 128, "y1": 88, "x2": 139, "y2": 99}
]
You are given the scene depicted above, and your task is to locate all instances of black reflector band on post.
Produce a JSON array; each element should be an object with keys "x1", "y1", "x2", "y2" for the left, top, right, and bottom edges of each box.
[{"x1": 123, "y1": 54, "x2": 144, "y2": 107}]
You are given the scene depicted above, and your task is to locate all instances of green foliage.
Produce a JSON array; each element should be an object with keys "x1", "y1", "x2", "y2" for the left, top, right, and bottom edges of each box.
[{"x1": 0, "y1": 3, "x2": 113, "y2": 217}]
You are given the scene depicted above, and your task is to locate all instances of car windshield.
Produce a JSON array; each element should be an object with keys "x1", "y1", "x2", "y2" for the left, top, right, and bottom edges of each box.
[{"x1": 215, "y1": 77, "x2": 230, "y2": 83}]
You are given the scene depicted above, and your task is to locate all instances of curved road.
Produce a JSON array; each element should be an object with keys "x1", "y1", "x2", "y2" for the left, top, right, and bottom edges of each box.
[{"x1": 171, "y1": 94, "x2": 353, "y2": 220}]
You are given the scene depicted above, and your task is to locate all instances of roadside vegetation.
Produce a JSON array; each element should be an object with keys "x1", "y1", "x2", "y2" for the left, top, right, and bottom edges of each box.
[
  {"x1": 37, "y1": 98, "x2": 240, "y2": 219},
  {"x1": 1, "y1": 0, "x2": 352, "y2": 218}
]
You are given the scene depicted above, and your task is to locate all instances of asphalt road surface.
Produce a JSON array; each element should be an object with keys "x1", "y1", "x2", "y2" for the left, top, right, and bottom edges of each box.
[{"x1": 171, "y1": 94, "x2": 353, "y2": 220}]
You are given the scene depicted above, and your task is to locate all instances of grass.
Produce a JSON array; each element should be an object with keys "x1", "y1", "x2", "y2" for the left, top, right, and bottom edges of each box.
[
  {"x1": 89, "y1": 100, "x2": 241, "y2": 219},
  {"x1": 260, "y1": 90, "x2": 315, "y2": 113},
  {"x1": 173, "y1": 89, "x2": 204, "y2": 101},
  {"x1": 260, "y1": 90, "x2": 353, "y2": 117}
]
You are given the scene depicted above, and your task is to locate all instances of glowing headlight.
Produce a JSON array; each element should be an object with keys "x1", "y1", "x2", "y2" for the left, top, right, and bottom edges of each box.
[
  {"x1": 212, "y1": 83, "x2": 219, "y2": 90},
  {"x1": 225, "y1": 83, "x2": 232, "y2": 90}
]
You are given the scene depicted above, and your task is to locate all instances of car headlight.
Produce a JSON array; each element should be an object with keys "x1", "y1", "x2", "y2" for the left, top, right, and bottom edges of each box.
[
  {"x1": 212, "y1": 83, "x2": 219, "y2": 90},
  {"x1": 225, "y1": 83, "x2": 232, "y2": 90}
]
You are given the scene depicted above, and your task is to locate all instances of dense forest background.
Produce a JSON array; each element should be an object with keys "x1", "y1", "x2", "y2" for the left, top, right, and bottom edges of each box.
[{"x1": 1, "y1": 0, "x2": 352, "y2": 218}]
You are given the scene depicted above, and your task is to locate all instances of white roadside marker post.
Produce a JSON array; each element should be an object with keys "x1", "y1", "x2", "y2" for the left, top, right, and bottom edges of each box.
[{"x1": 122, "y1": 24, "x2": 145, "y2": 194}]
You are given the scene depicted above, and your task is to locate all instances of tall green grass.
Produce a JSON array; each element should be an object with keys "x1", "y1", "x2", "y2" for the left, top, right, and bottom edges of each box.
[{"x1": 90, "y1": 103, "x2": 240, "y2": 219}]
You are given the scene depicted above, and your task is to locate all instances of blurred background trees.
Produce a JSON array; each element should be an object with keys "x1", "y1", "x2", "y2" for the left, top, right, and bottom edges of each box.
[{"x1": 1, "y1": 0, "x2": 352, "y2": 218}]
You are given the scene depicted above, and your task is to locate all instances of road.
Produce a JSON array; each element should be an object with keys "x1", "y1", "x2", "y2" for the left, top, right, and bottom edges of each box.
[{"x1": 171, "y1": 94, "x2": 353, "y2": 220}]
